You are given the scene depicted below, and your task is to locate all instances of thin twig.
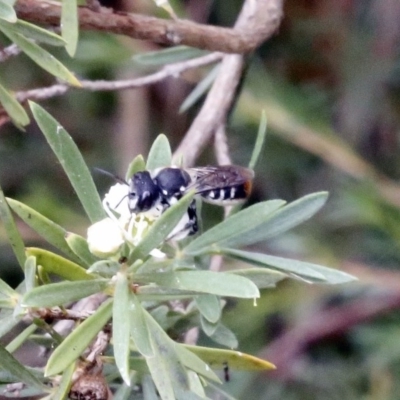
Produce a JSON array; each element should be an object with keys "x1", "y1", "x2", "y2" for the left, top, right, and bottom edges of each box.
[
  {"x1": 173, "y1": 0, "x2": 284, "y2": 166},
  {"x1": 214, "y1": 123, "x2": 232, "y2": 165},
  {"x1": 14, "y1": 52, "x2": 223, "y2": 103}
]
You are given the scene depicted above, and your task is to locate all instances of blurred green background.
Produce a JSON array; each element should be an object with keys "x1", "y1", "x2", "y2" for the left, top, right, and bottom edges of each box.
[{"x1": 2, "y1": 1, "x2": 400, "y2": 399}]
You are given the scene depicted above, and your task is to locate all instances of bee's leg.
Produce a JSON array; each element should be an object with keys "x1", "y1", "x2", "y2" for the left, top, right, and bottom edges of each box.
[{"x1": 167, "y1": 200, "x2": 198, "y2": 240}]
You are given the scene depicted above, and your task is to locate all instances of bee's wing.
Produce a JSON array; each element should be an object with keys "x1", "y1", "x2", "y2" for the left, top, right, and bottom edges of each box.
[{"x1": 187, "y1": 165, "x2": 254, "y2": 195}]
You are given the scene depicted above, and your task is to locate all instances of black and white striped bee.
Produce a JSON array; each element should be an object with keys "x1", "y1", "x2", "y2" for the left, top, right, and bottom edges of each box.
[{"x1": 127, "y1": 165, "x2": 254, "y2": 239}]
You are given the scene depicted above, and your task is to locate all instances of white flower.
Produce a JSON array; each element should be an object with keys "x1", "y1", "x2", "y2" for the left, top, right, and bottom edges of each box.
[
  {"x1": 87, "y1": 218, "x2": 125, "y2": 257},
  {"x1": 103, "y1": 182, "x2": 131, "y2": 219},
  {"x1": 86, "y1": 183, "x2": 165, "y2": 259}
]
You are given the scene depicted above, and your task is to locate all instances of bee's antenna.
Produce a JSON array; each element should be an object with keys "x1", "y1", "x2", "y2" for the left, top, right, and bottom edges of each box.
[{"x1": 93, "y1": 168, "x2": 128, "y2": 185}]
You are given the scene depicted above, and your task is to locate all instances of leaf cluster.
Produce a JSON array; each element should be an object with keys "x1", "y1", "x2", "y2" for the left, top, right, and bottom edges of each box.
[{"x1": 0, "y1": 104, "x2": 356, "y2": 399}]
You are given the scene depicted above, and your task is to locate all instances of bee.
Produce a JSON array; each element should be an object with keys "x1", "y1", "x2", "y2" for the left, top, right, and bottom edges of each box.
[
  {"x1": 127, "y1": 165, "x2": 254, "y2": 239},
  {"x1": 100, "y1": 165, "x2": 253, "y2": 240}
]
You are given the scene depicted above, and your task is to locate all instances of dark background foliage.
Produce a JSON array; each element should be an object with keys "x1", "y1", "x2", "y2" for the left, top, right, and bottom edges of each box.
[{"x1": 1, "y1": 0, "x2": 400, "y2": 398}]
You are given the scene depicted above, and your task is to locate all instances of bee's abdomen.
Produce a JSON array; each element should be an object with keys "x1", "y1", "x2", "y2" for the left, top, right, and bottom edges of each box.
[{"x1": 201, "y1": 181, "x2": 252, "y2": 204}]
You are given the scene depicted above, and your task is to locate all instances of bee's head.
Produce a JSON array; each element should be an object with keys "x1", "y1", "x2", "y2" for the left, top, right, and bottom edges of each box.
[{"x1": 128, "y1": 171, "x2": 160, "y2": 213}]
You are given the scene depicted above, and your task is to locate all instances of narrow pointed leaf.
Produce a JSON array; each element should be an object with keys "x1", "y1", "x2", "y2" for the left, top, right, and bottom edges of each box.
[
  {"x1": 230, "y1": 267, "x2": 287, "y2": 288},
  {"x1": 30, "y1": 102, "x2": 105, "y2": 223},
  {"x1": 45, "y1": 299, "x2": 113, "y2": 376},
  {"x1": 144, "y1": 310, "x2": 189, "y2": 400},
  {"x1": 0, "y1": 25, "x2": 80, "y2": 86},
  {"x1": 113, "y1": 272, "x2": 131, "y2": 385},
  {"x1": 130, "y1": 293, "x2": 153, "y2": 357},
  {"x1": 200, "y1": 315, "x2": 218, "y2": 336},
  {"x1": 125, "y1": 154, "x2": 146, "y2": 181},
  {"x1": 51, "y1": 361, "x2": 75, "y2": 400},
  {"x1": 175, "y1": 344, "x2": 221, "y2": 383},
  {"x1": 146, "y1": 134, "x2": 172, "y2": 170},
  {"x1": 22, "y1": 279, "x2": 108, "y2": 307},
  {"x1": 184, "y1": 200, "x2": 286, "y2": 255},
  {"x1": 130, "y1": 191, "x2": 195, "y2": 260},
  {"x1": 249, "y1": 110, "x2": 267, "y2": 170},
  {"x1": 187, "y1": 371, "x2": 206, "y2": 397},
  {"x1": 186, "y1": 345, "x2": 276, "y2": 371},
  {"x1": 6, "y1": 324, "x2": 36, "y2": 354},
  {"x1": 133, "y1": 46, "x2": 206, "y2": 67},
  {"x1": 179, "y1": 64, "x2": 219, "y2": 113},
  {"x1": 65, "y1": 232, "x2": 99, "y2": 267},
  {"x1": 208, "y1": 322, "x2": 238, "y2": 349},
  {"x1": 26, "y1": 248, "x2": 94, "y2": 281},
  {"x1": 142, "y1": 374, "x2": 159, "y2": 400},
  {"x1": 0, "y1": 344, "x2": 45, "y2": 390},
  {"x1": 7, "y1": 198, "x2": 81, "y2": 263},
  {"x1": 24, "y1": 255, "x2": 36, "y2": 292},
  {"x1": 195, "y1": 294, "x2": 221, "y2": 323},
  {"x1": 0, "y1": 1, "x2": 16, "y2": 22},
  {"x1": 0, "y1": 277, "x2": 17, "y2": 299},
  {"x1": 221, "y1": 249, "x2": 357, "y2": 284},
  {"x1": 135, "y1": 270, "x2": 259, "y2": 299},
  {"x1": 220, "y1": 192, "x2": 329, "y2": 248},
  {"x1": 0, "y1": 184, "x2": 26, "y2": 268},
  {"x1": 0, "y1": 309, "x2": 20, "y2": 339},
  {"x1": 0, "y1": 82, "x2": 29, "y2": 126},
  {"x1": 61, "y1": 0, "x2": 78, "y2": 56},
  {"x1": 2, "y1": 19, "x2": 66, "y2": 46}
]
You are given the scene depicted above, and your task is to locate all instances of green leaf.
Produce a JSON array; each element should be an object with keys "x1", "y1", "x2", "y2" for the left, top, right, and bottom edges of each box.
[
  {"x1": 200, "y1": 315, "x2": 217, "y2": 336},
  {"x1": 113, "y1": 272, "x2": 131, "y2": 385},
  {"x1": 0, "y1": 1, "x2": 16, "y2": 22},
  {"x1": 22, "y1": 279, "x2": 108, "y2": 307},
  {"x1": 249, "y1": 110, "x2": 267, "y2": 170},
  {"x1": 0, "y1": 82, "x2": 29, "y2": 127},
  {"x1": 0, "y1": 24, "x2": 80, "y2": 85},
  {"x1": 30, "y1": 102, "x2": 105, "y2": 223},
  {"x1": 135, "y1": 270, "x2": 259, "y2": 299},
  {"x1": 45, "y1": 299, "x2": 113, "y2": 376},
  {"x1": 1, "y1": 19, "x2": 66, "y2": 46},
  {"x1": 125, "y1": 154, "x2": 146, "y2": 181},
  {"x1": 207, "y1": 322, "x2": 238, "y2": 349},
  {"x1": 87, "y1": 260, "x2": 120, "y2": 277},
  {"x1": 195, "y1": 294, "x2": 221, "y2": 323},
  {"x1": 144, "y1": 310, "x2": 190, "y2": 400},
  {"x1": 0, "y1": 309, "x2": 20, "y2": 339},
  {"x1": 130, "y1": 191, "x2": 195, "y2": 260},
  {"x1": 6, "y1": 323, "x2": 36, "y2": 354},
  {"x1": 184, "y1": 200, "x2": 286, "y2": 255},
  {"x1": 130, "y1": 293, "x2": 153, "y2": 357},
  {"x1": 50, "y1": 361, "x2": 75, "y2": 400},
  {"x1": 146, "y1": 134, "x2": 172, "y2": 171},
  {"x1": 0, "y1": 184, "x2": 26, "y2": 268},
  {"x1": 179, "y1": 64, "x2": 219, "y2": 113},
  {"x1": 133, "y1": 46, "x2": 207, "y2": 67},
  {"x1": 26, "y1": 248, "x2": 94, "y2": 281},
  {"x1": 0, "y1": 344, "x2": 45, "y2": 390},
  {"x1": 221, "y1": 249, "x2": 357, "y2": 284},
  {"x1": 187, "y1": 371, "x2": 206, "y2": 398},
  {"x1": 61, "y1": 0, "x2": 78, "y2": 56},
  {"x1": 222, "y1": 192, "x2": 329, "y2": 248},
  {"x1": 7, "y1": 198, "x2": 81, "y2": 264},
  {"x1": 65, "y1": 232, "x2": 99, "y2": 267},
  {"x1": 142, "y1": 374, "x2": 159, "y2": 400},
  {"x1": 175, "y1": 344, "x2": 221, "y2": 383},
  {"x1": 24, "y1": 255, "x2": 36, "y2": 293},
  {"x1": 230, "y1": 267, "x2": 287, "y2": 288},
  {"x1": 0, "y1": 277, "x2": 18, "y2": 300},
  {"x1": 186, "y1": 345, "x2": 275, "y2": 371}
]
